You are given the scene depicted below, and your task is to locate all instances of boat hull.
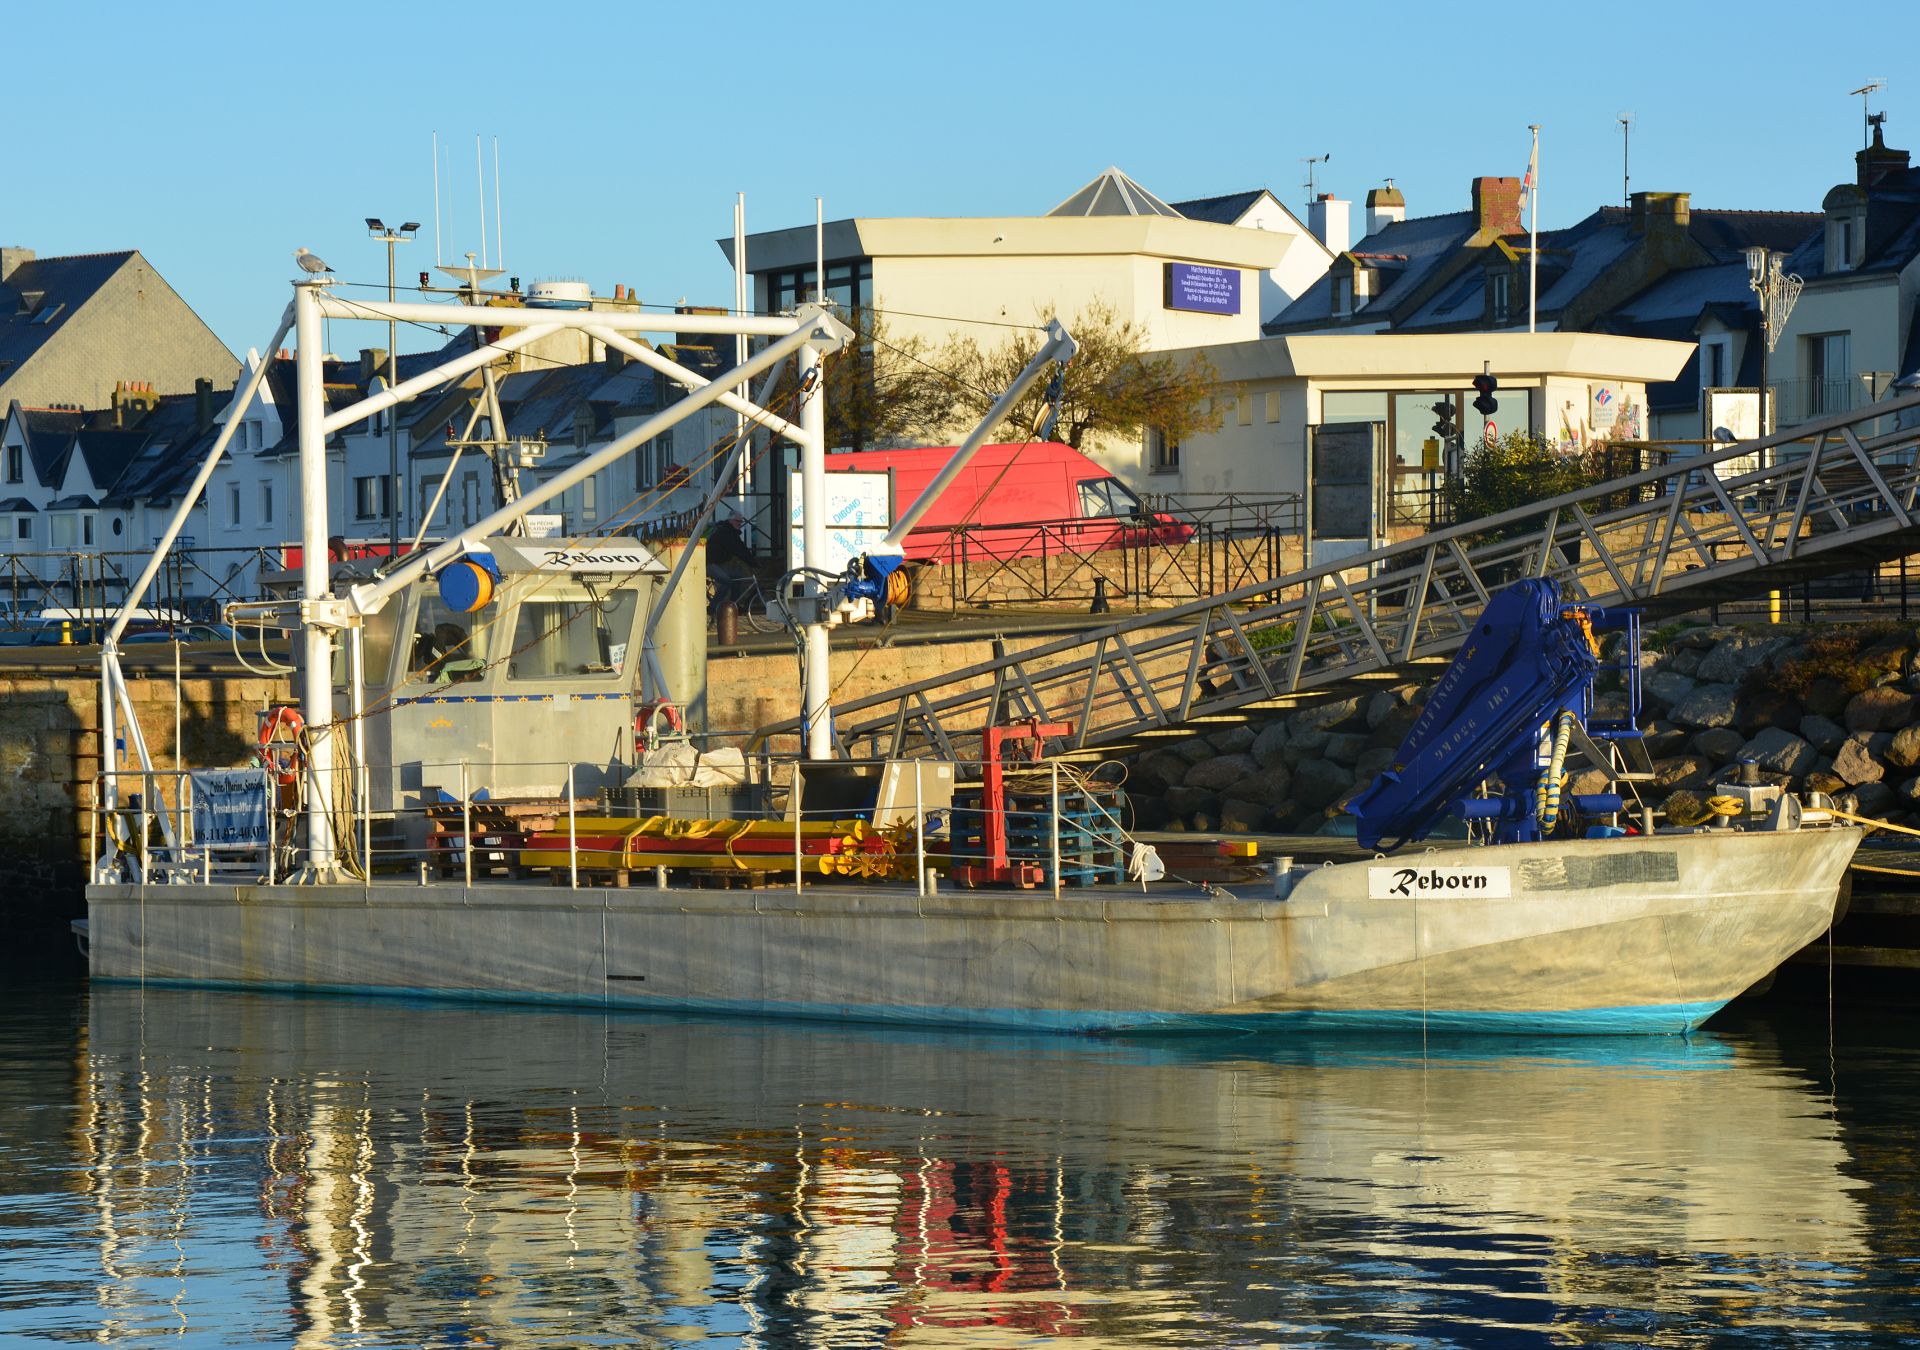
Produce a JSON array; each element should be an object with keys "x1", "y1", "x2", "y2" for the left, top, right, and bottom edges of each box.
[{"x1": 85, "y1": 828, "x2": 1858, "y2": 1035}]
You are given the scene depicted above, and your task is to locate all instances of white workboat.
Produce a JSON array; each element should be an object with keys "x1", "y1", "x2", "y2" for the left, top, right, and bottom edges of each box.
[
  {"x1": 86, "y1": 825, "x2": 1854, "y2": 1035},
  {"x1": 80, "y1": 276, "x2": 1859, "y2": 1036}
]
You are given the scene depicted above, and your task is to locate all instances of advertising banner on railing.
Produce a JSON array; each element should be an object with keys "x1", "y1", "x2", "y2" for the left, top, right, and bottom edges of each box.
[{"x1": 189, "y1": 768, "x2": 271, "y2": 848}]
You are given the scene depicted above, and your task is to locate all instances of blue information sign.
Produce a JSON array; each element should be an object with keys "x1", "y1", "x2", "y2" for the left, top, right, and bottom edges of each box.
[{"x1": 1164, "y1": 263, "x2": 1241, "y2": 315}]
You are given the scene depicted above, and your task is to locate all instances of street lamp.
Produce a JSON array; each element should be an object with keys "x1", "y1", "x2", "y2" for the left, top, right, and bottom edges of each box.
[
  {"x1": 366, "y1": 218, "x2": 420, "y2": 555},
  {"x1": 1745, "y1": 246, "x2": 1803, "y2": 437}
]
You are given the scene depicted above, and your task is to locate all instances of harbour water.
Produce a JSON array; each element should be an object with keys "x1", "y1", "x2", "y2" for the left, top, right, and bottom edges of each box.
[{"x1": 3, "y1": 979, "x2": 1919, "y2": 1347}]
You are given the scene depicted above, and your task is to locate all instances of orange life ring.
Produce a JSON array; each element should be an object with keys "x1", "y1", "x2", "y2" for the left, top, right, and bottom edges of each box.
[
  {"x1": 635, "y1": 701, "x2": 684, "y2": 743},
  {"x1": 257, "y1": 705, "x2": 305, "y2": 786}
]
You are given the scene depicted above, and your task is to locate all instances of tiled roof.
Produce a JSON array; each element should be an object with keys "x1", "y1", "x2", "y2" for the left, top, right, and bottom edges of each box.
[
  {"x1": 1170, "y1": 190, "x2": 1266, "y2": 225},
  {"x1": 1267, "y1": 211, "x2": 1475, "y2": 332},
  {"x1": 0, "y1": 251, "x2": 136, "y2": 384}
]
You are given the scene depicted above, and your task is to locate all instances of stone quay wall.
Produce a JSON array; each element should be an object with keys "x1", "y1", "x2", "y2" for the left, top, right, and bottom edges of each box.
[{"x1": 1120, "y1": 620, "x2": 1920, "y2": 836}]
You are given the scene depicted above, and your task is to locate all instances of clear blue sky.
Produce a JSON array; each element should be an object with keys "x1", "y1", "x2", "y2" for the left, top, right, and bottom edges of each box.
[{"x1": 8, "y1": 0, "x2": 1916, "y2": 357}]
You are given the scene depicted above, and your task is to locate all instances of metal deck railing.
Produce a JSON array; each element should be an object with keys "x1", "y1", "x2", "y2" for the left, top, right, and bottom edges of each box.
[{"x1": 759, "y1": 393, "x2": 1920, "y2": 764}]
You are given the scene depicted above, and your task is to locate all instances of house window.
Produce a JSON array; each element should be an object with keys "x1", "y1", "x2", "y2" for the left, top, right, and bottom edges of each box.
[
  {"x1": 15, "y1": 516, "x2": 31, "y2": 540},
  {"x1": 1264, "y1": 391, "x2": 1280, "y2": 423},
  {"x1": 51, "y1": 515, "x2": 75, "y2": 548},
  {"x1": 1702, "y1": 340, "x2": 1728, "y2": 390},
  {"x1": 766, "y1": 258, "x2": 872, "y2": 314},
  {"x1": 1331, "y1": 275, "x2": 1353, "y2": 318},
  {"x1": 1806, "y1": 332, "x2": 1851, "y2": 415},
  {"x1": 1148, "y1": 427, "x2": 1180, "y2": 474},
  {"x1": 228, "y1": 484, "x2": 242, "y2": 527},
  {"x1": 1491, "y1": 272, "x2": 1511, "y2": 324},
  {"x1": 353, "y1": 474, "x2": 390, "y2": 521},
  {"x1": 260, "y1": 481, "x2": 274, "y2": 524},
  {"x1": 4, "y1": 445, "x2": 20, "y2": 484},
  {"x1": 1236, "y1": 387, "x2": 1253, "y2": 427},
  {"x1": 82, "y1": 516, "x2": 94, "y2": 547},
  {"x1": 1836, "y1": 219, "x2": 1853, "y2": 271},
  {"x1": 461, "y1": 472, "x2": 481, "y2": 525},
  {"x1": 580, "y1": 475, "x2": 597, "y2": 523}
]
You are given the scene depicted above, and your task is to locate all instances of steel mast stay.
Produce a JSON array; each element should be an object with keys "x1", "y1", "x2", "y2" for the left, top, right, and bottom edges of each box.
[{"x1": 276, "y1": 282, "x2": 850, "y2": 880}]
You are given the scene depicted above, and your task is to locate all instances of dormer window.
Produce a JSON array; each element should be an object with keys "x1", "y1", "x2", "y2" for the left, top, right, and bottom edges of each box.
[
  {"x1": 1332, "y1": 275, "x2": 1353, "y2": 318},
  {"x1": 1822, "y1": 184, "x2": 1868, "y2": 273},
  {"x1": 1491, "y1": 271, "x2": 1511, "y2": 324}
]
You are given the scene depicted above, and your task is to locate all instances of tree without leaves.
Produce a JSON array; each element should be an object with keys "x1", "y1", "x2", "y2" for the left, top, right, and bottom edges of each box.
[
  {"x1": 926, "y1": 300, "x2": 1221, "y2": 451},
  {"x1": 769, "y1": 306, "x2": 960, "y2": 452}
]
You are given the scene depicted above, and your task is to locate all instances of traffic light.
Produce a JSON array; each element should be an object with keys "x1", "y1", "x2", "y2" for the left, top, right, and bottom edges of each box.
[
  {"x1": 1431, "y1": 398, "x2": 1456, "y2": 440},
  {"x1": 1472, "y1": 370, "x2": 1499, "y2": 417}
]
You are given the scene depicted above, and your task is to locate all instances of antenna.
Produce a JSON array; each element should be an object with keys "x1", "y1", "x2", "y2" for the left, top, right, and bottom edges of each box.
[
  {"x1": 475, "y1": 134, "x2": 488, "y2": 269},
  {"x1": 442, "y1": 138, "x2": 453, "y2": 262},
  {"x1": 1302, "y1": 153, "x2": 1331, "y2": 208},
  {"x1": 1617, "y1": 112, "x2": 1634, "y2": 209},
  {"x1": 1851, "y1": 80, "x2": 1886, "y2": 148},
  {"x1": 431, "y1": 131, "x2": 442, "y2": 265},
  {"x1": 493, "y1": 136, "x2": 504, "y2": 272}
]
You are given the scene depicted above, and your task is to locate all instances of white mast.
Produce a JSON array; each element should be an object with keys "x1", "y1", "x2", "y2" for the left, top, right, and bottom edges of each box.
[{"x1": 1526, "y1": 124, "x2": 1540, "y2": 334}]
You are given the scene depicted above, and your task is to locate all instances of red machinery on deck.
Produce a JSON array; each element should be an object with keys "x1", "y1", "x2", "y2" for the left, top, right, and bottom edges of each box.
[{"x1": 951, "y1": 719, "x2": 1071, "y2": 889}]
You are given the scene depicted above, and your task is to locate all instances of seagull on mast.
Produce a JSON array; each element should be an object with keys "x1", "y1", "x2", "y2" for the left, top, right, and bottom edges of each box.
[{"x1": 293, "y1": 247, "x2": 333, "y2": 276}]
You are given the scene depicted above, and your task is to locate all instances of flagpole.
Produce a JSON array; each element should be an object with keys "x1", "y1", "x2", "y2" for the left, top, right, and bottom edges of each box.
[{"x1": 1527, "y1": 124, "x2": 1540, "y2": 334}]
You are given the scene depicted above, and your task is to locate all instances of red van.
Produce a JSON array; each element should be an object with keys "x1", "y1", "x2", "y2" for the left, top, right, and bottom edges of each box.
[{"x1": 823, "y1": 442, "x2": 1189, "y2": 563}]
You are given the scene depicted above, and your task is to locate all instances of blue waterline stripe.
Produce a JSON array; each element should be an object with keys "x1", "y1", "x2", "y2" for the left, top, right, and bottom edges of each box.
[{"x1": 92, "y1": 977, "x2": 1727, "y2": 1037}]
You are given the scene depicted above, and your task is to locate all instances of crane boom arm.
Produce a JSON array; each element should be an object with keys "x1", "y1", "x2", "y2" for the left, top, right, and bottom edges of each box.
[{"x1": 1347, "y1": 579, "x2": 1633, "y2": 851}]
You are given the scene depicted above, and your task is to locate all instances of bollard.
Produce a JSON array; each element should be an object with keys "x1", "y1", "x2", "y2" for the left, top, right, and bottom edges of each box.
[
  {"x1": 1272, "y1": 855, "x2": 1294, "y2": 901},
  {"x1": 1090, "y1": 576, "x2": 1110, "y2": 615},
  {"x1": 716, "y1": 600, "x2": 739, "y2": 646}
]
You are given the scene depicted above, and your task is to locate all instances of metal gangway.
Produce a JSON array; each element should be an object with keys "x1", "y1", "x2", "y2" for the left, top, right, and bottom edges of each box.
[{"x1": 761, "y1": 392, "x2": 1920, "y2": 764}]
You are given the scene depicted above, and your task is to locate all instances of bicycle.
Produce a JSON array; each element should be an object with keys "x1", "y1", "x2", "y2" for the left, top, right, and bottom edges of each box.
[{"x1": 707, "y1": 573, "x2": 791, "y2": 635}]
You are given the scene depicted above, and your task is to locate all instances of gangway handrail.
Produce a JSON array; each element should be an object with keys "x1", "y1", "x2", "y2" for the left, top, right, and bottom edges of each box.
[{"x1": 751, "y1": 390, "x2": 1920, "y2": 759}]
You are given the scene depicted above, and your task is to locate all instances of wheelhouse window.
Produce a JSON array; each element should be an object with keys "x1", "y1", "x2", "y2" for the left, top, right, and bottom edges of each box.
[
  {"x1": 507, "y1": 582, "x2": 638, "y2": 681},
  {"x1": 405, "y1": 593, "x2": 493, "y2": 686}
]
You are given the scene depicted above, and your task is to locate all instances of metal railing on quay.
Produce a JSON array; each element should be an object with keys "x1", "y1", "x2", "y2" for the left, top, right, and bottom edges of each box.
[
  {"x1": 0, "y1": 544, "x2": 293, "y2": 632},
  {"x1": 905, "y1": 493, "x2": 1303, "y2": 612}
]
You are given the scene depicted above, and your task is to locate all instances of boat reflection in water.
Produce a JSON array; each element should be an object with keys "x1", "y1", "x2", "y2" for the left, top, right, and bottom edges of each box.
[{"x1": 69, "y1": 988, "x2": 1871, "y2": 1347}]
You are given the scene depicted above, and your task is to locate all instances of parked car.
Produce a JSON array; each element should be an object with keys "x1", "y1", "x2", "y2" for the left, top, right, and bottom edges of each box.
[
  {"x1": 823, "y1": 442, "x2": 1191, "y2": 564},
  {"x1": 121, "y1": 623, "x2": 236, "y2": 644}
]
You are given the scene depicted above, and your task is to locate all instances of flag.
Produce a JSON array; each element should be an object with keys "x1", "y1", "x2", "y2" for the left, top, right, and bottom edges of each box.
[{"x1": 1520, "y1": 134, "x2": 1538, "y2": 213}]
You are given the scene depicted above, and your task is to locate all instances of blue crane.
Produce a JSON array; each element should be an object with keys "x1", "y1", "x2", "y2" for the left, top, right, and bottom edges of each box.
[{"x1": 1346, "y1": 579, "x2": 1642, "y2": 851}]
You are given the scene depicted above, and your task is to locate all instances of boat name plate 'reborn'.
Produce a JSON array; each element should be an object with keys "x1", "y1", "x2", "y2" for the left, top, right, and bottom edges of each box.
[{"x1": 1367, "y1": 866, "x2": 1513, "y2": 899}]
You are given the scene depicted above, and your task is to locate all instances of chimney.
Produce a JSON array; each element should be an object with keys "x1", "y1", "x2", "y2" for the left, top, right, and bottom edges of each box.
[
  {"x1": 1308, "y1": 193, "x2": 1351, "y2": 254},
  {"x1": 194, "y1": 377, "x2": 214, "y2": 432},
  {"x1": 1471, "y1": 176, "x2": 1523, "y2": 238},
  {"x1": 1858, "y1": 122, "x2": 1911, "y2": 189},
  {"x1": 0, "y1": 247, "x2": 33, "y2": 282},
  {"x1": 1629, "y1": 191, "x2": 1690, "y2": 238},
  {"x1": 1364, "y1": 181, "x2": 1406, "y2": 237},
  {"x1": 358, "y1": 347, "x2": 389, "y2": 384}
]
